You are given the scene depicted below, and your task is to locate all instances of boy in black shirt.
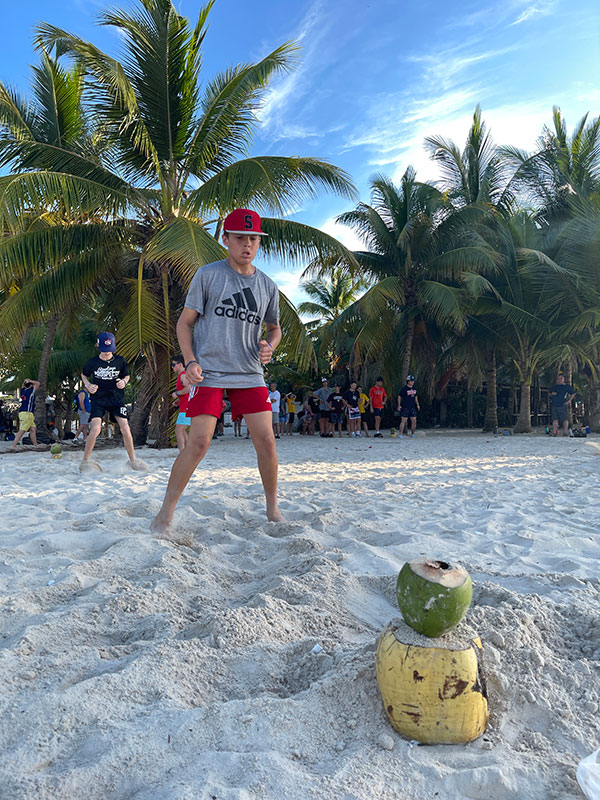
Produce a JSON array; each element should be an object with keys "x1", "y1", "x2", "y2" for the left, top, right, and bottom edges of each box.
[
  {"x1": 550, "y1": 374, "x2": 575, "y2": 436},
  {"x1": 397, "y1": 375, "x2": 420, "y2": 437},
  {"x1": 328, "y1": 384, "x2": 345, "y2": 438},
  {"x1": 343, "y1": 381, "x2": 361, "y2": 437},
  {"x1": 80, "y1": 332, "x2": 145, "y2": 471}
]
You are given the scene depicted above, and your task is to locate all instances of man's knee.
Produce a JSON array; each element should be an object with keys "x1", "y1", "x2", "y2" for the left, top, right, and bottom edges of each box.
[{"x1": 186, "y1": 433, "x2": 212, "y2": 459}]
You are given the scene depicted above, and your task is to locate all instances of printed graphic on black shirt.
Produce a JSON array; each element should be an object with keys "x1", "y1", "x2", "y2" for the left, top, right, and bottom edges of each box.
[{"x1": 83, "y1": 354, "x2": 129, "y2": 406}]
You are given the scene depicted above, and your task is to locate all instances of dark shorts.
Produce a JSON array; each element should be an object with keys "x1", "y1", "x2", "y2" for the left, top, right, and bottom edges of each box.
[
  {"x1": 330, "y1": 412, "x2": 343, "y2": 424},
  {"x1": 288, "y1": 412, "x2": 295, "y2": 423},
  {"x1": 373, "y1": 408, "x2": 384, "y2": 417},
  {"x1": 187, "y1": 386, "x2": 270, "y2": 420},
  {"x1": 320, "y1": 410, "x2": 331, "y2": 420},
  {"x1": 552, "y1": 405, "x2": 569, "y2": 423},
  {"x1": 361, "y1": 412, "x2": 368, "y2": 421},
  {"x1": 401, "y1": 408, "x2": 417, "y2": 418},
  {"x1": 90, "y1": 399, "x2": 128, "y2": 421}
]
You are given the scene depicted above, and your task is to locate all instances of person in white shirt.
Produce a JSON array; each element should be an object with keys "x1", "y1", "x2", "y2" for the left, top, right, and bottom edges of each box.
[{"x1": 269, "y1": 382, "x2": 282, "y2": 439}]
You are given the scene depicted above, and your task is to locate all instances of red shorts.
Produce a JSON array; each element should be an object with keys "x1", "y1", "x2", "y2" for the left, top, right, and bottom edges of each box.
[{"x1": 187, "y1": 386, "x2": 271, "y2": 421}]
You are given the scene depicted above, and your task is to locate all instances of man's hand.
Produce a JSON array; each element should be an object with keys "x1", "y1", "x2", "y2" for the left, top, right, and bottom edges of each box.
[
  {"x1": 171, "y1": 391, "x2": 178, "y2": 399},
  {"x1": 116, "y1": 379, "x2": 126, "y2": 390},
  {"x1": 88, "y1": 384, "x2": 98, "y2": 394},
  {"x1": 184, "y1": 362, "x2": 203, "y2": 385},
  {"x1": 258, "y1": 340, "x2": 273, "y2": 365}
]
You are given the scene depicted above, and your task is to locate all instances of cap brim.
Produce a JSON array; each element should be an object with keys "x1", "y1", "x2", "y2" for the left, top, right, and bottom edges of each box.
[{"x1": 223, "y1": 229, "x2": 268, "y2": 236}]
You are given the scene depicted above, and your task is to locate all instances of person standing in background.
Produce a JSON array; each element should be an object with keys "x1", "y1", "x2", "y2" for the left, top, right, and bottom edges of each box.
[
  {"x1": 9, "y1": 378, "x2": 40, "y2": 451},
  {"x1": 284, "y1": 392, "x2": 296, "y2": 435},
  {"x1": 357, "y1": 385, "x2": 370, "y2": 437},
  {"x1": 550, "y1": 374, "x2": 575, "y2": 437},
  {"x1": 171, "y1": 355, "x2": 191, "y2": 452},
  {"x1": 315, "y1": 378, "x2": 332, "y2": 438},
  {"x1": 269, "y1": 382, "x2": 282, "y2": 439},
  {"x1": 397, "y1": 375, "x2": 420, "y2": 437},
  {"x1": 369, "y1": 377, "x2": 387, "y2": 437}
]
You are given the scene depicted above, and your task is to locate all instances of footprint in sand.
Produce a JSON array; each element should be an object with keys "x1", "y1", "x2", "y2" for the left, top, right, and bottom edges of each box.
[{"x1": 79, "y1": 461, "x2": 103, "y2": 474}]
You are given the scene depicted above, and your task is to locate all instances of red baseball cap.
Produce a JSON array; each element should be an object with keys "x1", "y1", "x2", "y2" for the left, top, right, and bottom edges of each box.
[{"x1": 223, "y1": 209, "x2": 268, "y2": 236}]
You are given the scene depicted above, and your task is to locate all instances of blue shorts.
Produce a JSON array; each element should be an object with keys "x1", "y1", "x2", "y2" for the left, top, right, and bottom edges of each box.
[
  {"x1": 330, "y1": 412, "x2": 343, "y2": 424},
  {"x1": 373, "y1": 408, "x2": 384, "y2": 417},
  {"x1": 176, "y1": 411, "x2": 191, "y2": 426},
  {"x1": 400, "y1": 408, "x2": 417, "y2": 418}
]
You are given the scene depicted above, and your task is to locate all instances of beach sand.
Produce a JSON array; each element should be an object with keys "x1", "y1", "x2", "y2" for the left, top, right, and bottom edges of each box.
[{"x1": 0, "y1": 432, "x2": 598, "y2": 799}]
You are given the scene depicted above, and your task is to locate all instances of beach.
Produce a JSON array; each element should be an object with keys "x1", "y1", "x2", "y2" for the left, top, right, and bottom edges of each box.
[{"x1": 0, "y1": 431, "x2": 598, "y2": 799}]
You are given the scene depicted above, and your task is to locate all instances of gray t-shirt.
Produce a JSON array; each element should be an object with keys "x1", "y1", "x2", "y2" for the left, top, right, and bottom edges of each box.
[
  {"x1": 315, "y1": 387, "x2": 331, "y2": 410},
  {"x1": 185, "y1": 259, "x2": 279, "y2": 388}
]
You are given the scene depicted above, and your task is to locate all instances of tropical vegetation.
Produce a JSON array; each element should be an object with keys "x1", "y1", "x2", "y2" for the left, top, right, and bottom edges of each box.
[{"x1": 0, "y1": 1, "x2": 599, "y2": 438}]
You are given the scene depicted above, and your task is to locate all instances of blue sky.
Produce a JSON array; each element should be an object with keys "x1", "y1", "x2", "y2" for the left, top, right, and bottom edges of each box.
[{"x1": 2, "y1": 0, "x2": 599, "y2": 302}]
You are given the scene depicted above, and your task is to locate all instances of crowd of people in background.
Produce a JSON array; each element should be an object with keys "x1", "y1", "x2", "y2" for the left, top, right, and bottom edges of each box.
[{"x1": 255, "y1": 376, "x2": 423, "y2": 439}]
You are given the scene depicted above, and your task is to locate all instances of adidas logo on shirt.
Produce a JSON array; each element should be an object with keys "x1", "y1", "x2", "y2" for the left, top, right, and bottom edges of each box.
[{"x1": 214, "y1": 287, "x2": 261, "y2": 325}]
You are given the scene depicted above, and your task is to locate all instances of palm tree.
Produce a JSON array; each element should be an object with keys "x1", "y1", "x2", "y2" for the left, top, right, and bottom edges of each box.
[
  {"x1": 298, "y1": 267, "x2": 365, "y2": 327},
  {"x1": 0, "y1": 0, "x2": 356, "y2": 445},
  {"x1": 0, "y1": 53, "x2": 114, "y2": 439},
  {"x1": 306, "y1": 169, "x2": 498, "y2": 391}
]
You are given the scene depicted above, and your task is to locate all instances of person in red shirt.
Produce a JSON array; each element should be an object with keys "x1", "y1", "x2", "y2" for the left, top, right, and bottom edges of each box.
[
  {"x1": 171, "y1": 355, "x2": 191, "y2": 452},
  {"x1": 369, "y1": 377, "x2": 387, "y2": 437}
]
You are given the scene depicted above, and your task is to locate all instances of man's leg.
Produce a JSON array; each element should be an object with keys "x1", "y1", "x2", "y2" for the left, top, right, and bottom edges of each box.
[
  {"x1": 552, "y1": 416, "x2": 558, "y2": 435},
  {"x1": 116, "y1": 417, "x2": 137, "y2": 462},
  {"x1": 175, "y1": 424, "x2": 187, "y2": 452},
  {"x1": 9, "y1": 427, "x2": 27, "y2": 450},
  {"x1": 245, "y1": 410, "x2": 283, "y2": 522},
  {"x1": 411, "y1": 416, "x2": 417, "y2": 434},
  {"x1": 375, "y1": 412, "x2": 382, "y2": 433},
  {"x1": 563, "y1": 417, "x2": 569, "y2": 436},
  {"x1": 82, "y1": 418, "x2": 102, "y2": 461},
  {"x1": 151, "y1": 415, "x2": 217, "y2": 533},
  {"x1": 362, "y1": 417, "x2": 369, "y2": 437},
  {"x1": 29, "y1": 425, "x2": 38, "y2": 447}
]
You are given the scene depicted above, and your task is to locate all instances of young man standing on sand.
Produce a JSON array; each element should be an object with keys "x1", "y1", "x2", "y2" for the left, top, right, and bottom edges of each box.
[
  {"x1": 369, "y1": 377, "x2": 387, "y2": 437},
  {"x1": 397, "y1": 375, "x2": 420, "y2": 437},
  {"x1": 343, "y1": 381, "x2": 361, "y2": 437},
  {"x1": 151, "y1": 209, "x2": 283, "y2": 534},
  {"x1": 357, "y1": 385, "x2": 370, "y2": 437},
  {"x1": 171, "y1": 355, "x2": 191, "y2": 452},
  {"x1": 10, "y1": 378, "x2": 40, "y2": 450},
  {"x1": 268, "y1": 381, "x2": 282, "y2": 439},
  {"x1": 550, "y1": 374, "x2": 575, "y2": 437},
  {"x1": 328, "y1": 384, "x2": 345, "y2": 438},
  {"x1": 80, "y1": 333, "x2": 145, "y2": 472},
  {"x1": 72, "y1": 386, "x2": 91, "y2": 442},
  {"x1": 316, "y1": 378, "x2": 332, "y2": 437},
  {"x1": 284, "y1": 391, "x2": 296, "y2": 435}
]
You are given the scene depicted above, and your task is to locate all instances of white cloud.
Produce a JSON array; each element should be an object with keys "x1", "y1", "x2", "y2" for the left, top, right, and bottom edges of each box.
[
  {"x1": 511, "y1": 1, "x2": 556, "y2": 25},
  {"x1": 256, "y1": 0, "x2": 332, "y2": 141},
  {"x1": 321, "y1": 217, "x2": 366, "y2": 252}
]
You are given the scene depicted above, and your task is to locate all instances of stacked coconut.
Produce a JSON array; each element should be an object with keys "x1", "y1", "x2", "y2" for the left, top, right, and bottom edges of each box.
[{"x1": 376, "y1": 559, "x2": 489, "y2": 744}]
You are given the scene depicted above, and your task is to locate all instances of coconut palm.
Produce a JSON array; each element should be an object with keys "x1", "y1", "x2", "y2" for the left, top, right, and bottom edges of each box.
[
  {"x1": 305, "y1": 169, "x2": 499, "y2": 391},
  {"x1": 0, "y1": 53, "x2": 117, "y2": 438},
  {"x1": 298, "y1": 267, "x2": 365, "y2": 327},
  {"x1": 0, "y1": 0, "x2": 356, "y2": 444}
]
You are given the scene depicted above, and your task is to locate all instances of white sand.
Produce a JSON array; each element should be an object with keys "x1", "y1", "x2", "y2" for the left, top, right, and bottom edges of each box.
[{"x1": 0, "y1": 432, "x2": 598, "y2": 799}]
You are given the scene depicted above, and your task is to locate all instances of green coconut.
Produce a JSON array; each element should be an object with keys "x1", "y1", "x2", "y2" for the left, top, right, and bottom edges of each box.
[
  {"x1": 50, "y1": 443, "x2": 62, "y2": 455},
  {"x1": 396, "y1": 559, "x2": 472, "y2": 638}
]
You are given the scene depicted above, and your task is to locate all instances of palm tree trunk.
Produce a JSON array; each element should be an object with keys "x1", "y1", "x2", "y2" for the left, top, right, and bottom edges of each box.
[
  {"x1": 513, "y1": 381, "x2": 532, "y2": 433},
  {"x1": 129, "y1": 359, "x2": 155, "y2": 446},
  {"x1": 482, "y1": 348, "x2": 497, "y2": 432},
  {"x1": 401, "y1": 316, "x2": 415, "y2": 381},
  {"x1": 34, "y1": 314, "x2": 60, "y2": 443}
]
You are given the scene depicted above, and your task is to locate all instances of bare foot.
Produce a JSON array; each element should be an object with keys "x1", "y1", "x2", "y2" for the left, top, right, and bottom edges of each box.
[
  {"x1": 150, "y1": 516, "x2": 192, "y2": 546},
  {"x1": 267, "y1": 505, "x2": 284, "y2": 523}
]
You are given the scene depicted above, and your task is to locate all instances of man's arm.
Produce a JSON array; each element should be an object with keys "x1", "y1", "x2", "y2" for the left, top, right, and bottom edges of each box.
[
  {"x1": 177, "y1": 307, "x2": 203, "y2": 385},
  {"x1": 28, "y1": 380, "x2": 41, "y2": 390},
  {"x1": 416, "y1": 393, "x2": 420, "y2": 411}
]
